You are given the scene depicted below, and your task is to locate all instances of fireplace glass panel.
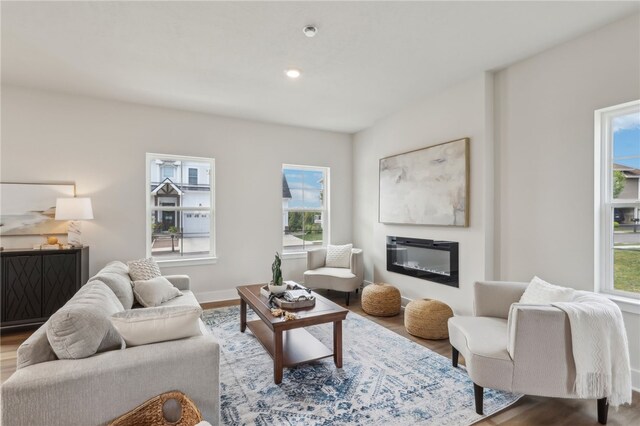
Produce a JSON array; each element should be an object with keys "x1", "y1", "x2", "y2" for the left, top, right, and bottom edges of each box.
[
  {"x1": 393, "y1": 246, "x2": 451, "y2": 277},
  {"x1": 386, "y1": 236, "x2": 459, "y2": 287}
]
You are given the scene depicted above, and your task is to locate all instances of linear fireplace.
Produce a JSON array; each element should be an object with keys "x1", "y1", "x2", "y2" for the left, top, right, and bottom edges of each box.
[{"x1": 386, "y1": 236, "x2": 459, "y2": 287}]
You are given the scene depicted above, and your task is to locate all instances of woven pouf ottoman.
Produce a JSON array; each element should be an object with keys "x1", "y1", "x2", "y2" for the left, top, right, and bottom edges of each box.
[
  {"x1": 361, "y1": 283, "x2": 401, "y2": 317},
  {"x1": 404, "y1": 299, "x2": 453, "y2": 340}
]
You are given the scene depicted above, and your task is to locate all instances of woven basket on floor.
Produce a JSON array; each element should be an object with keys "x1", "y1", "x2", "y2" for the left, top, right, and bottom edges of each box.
[
  {"x1": 108, "y1": 391, "x2": 203, "y2": 426},
  {"x1": 404, "y1": 299, "x2": 453, "y2": 340},
  {"x1": 362, "y1": 283, "x2": 401, "y2": 317}
]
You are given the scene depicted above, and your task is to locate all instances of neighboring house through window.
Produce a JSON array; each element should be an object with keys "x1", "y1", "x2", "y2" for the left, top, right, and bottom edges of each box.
[
  {"x1": 146, "y1": 153, "x2": 215, "y2": 263},
  {"x1": 282, "y1": 164, "x2": 329, "y2": 254},
  {"x1": 595, "y1": 100, "x2": 640, "y2": 297}
]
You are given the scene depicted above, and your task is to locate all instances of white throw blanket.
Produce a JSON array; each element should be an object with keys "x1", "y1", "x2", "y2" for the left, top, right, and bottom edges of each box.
[{"x1": 553, "y1": 293, "x2": 632, "y2": 407}]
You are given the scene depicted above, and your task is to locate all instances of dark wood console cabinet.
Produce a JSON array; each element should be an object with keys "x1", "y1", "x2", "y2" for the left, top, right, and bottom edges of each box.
[{"x1": 1, "y1": 247, "x2": 89, "y2": 330}]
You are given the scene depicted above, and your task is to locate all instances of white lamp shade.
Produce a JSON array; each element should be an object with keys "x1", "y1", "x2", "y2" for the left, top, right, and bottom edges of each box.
[{"x1": 55, "y1": 198, "x2": 94, "y2": 220}]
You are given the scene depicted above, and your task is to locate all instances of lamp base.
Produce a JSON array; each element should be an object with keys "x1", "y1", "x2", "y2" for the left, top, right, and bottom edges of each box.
[{"x1": 67, "y1": 221, "x2": 83, "y2": 247}]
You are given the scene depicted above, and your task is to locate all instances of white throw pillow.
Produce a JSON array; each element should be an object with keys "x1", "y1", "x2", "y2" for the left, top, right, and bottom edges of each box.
[
  {"x1": 325, "y1": 244, "x2": 353, "y2": 268},
  {"x1": 132, "y1": 276, "x2": 183, "y2": 307},
  {"x1": 110, "y1": 305, "x2": 203, "y2": 347},
  {"x1": 519, "y1": 276, "x2": 575, "y2": 304},
  {"x1": 127, "y1": 257, "x2": 162, "y2": 282}
]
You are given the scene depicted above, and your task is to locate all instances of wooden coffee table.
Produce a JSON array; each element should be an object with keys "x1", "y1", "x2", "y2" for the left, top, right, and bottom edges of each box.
[{"x1": 236, "y1": 284, "x2": 348, "y2": 384}]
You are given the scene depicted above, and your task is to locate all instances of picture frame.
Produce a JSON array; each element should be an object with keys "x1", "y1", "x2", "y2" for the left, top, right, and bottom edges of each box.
[
  {"x1": 0, "y1": 182, "x2": 76, "y2": 236},
  {"x1": 379, "y1": 138, "x2": 470, "y2": 226}
]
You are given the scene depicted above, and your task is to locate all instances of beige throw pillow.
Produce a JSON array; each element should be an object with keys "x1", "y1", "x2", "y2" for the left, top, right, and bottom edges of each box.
[
  {"x1": 127, "y1": 257, "x2": 162, "y2": 282},
  {"x1": 325, "y1": 244, "x2": 353, "y2": 268},
  {"x1": 133, "y1": 276, "x2": 183, "y2": 307},
  {"x1": 519, "y1": 276, "x2": 575, "y2": 304},
  {"x1": 110, "y1": 305, "x2": 203, "y2": 347}
]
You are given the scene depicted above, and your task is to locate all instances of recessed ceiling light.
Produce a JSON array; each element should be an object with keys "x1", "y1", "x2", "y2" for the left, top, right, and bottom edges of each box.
[
  {"x1": 303, "y1": 25, "x2": 318, "y2": 38},
  {"x1": 285, "y1": 69, "x2": 301, "y2": 79}
]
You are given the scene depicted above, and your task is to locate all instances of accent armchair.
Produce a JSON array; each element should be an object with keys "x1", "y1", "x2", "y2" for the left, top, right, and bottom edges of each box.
[
  {"x1": 303, "y1": 247, "x2": 364, "y2": 305},
  {"x1": 448, "y1": 281, "x2": 609, "y2": 424}
]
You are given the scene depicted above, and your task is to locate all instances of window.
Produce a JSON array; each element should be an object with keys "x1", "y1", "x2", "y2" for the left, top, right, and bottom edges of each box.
[
  {"x1": 282, "y1": 165, "x2": 329, "y2": 254},
  {"x1": 596, "y1": 101, "x2": 640, "y2": 297},
  {"x1": 161, "y1": 165, "x2": 174, "y2": 180},
  {"x1": 189, "y1": 168, "x2": 198, "y2": 185},
  {"x1": 147, "y1": 153, "x2": 215, "y2": 263}
]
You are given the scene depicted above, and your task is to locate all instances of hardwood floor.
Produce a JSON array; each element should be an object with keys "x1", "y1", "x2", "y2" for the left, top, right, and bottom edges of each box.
[{"x1": 2, "y1": 290, "x2": 638, "y2": 425}]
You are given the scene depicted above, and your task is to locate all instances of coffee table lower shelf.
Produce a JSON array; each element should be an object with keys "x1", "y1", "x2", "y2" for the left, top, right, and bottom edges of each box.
[{"x1": 246, "y1": 319, "x2": 333, "y2": 367}]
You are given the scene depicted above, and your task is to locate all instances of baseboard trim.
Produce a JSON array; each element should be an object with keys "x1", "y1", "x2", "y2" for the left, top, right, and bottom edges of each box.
[{"x1": 195, "y1": 289, "x2": 239, "y2": 303}]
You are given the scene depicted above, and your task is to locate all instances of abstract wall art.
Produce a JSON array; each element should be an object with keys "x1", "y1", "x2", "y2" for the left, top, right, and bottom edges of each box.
[{"x1": 379, "y1": 138, "x2": 469, "y2": 226}]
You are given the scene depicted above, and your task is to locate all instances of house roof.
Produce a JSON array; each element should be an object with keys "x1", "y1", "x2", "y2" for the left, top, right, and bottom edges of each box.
[
  {"x1": 282, "y1": 175, "x2": 292, "y2": 199},
  {"x1": 613, "y1": 163, "x2": 640, "y2": 177},
  {"x1": 151, "y1": 178, "x2": 184, "y2": 196}
]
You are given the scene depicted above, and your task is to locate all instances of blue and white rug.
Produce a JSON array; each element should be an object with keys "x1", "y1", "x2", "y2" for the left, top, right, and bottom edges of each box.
[{"x1": 202, "y1": 306, "x2": 521, "y2": 425}]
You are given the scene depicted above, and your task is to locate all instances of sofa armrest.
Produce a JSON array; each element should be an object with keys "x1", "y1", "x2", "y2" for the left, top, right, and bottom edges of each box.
[
  {"x1": 1, "y1": 336, "x2": 220, "y2": 426},
  {"x1": 307, "y1": 248, "x2": 326, "y2": 271},
  {"x1": 473, "y1": 280, "x2": 528, "y2": 319},
  {"x1": 164, "y1": 275, "x2": 190, "y2": 291},
  {"x1": 350, "y1": 249, "x2": 364, "y2": 282},
  {"x1": 508, "y1": 304, "x2": 575, "y2": 397}
]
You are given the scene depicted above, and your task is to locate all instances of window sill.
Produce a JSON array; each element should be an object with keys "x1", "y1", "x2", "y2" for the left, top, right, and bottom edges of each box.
[
  {"x1": 600, "y1": 291, "x2": 640, "y2": 314},
  {"x1": 281, "y1": 252, "x2": 308, "y2": 260},
  {"x1": 156, "y1": 256, "x2": 218, "y2": 268}
]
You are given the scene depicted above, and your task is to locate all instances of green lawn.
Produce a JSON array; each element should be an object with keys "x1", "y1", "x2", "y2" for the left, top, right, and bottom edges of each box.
[
  {"x1": 614, "y1": 249, "x2": 640, "y2": 294},
  {"x1": 302, "y1": 232, "x2": 323, "y2": 242},
  {"x1": 289, "y1": 232, "x2": 323, "y2": 242}
]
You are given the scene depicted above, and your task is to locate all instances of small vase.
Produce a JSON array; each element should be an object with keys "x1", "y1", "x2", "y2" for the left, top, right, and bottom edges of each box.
[{"x1": 268, "y1": 282, "x2": 287, "y2": 294}]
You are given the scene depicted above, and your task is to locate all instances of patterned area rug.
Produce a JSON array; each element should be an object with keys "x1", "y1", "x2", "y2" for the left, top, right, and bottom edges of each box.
[{"x1": 202, "y1": 306, "x2": 521, "y2": 425}]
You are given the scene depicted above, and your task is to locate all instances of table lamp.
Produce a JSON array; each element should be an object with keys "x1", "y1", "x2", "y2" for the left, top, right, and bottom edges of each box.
[{"x1": 55, "y1": 197, "x2": 94, "y2": 247}]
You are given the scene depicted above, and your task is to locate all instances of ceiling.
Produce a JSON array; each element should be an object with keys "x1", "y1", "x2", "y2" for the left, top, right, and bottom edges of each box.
[{"x1": 2, "y1": 1, "x2": 638, "y2": 133}]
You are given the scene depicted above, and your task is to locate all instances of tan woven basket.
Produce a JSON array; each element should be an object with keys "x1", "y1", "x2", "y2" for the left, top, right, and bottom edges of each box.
[
  {"x1": 362, "y1": 283, "x2": 401, "y2": 317},
  {"x1": 108, "y1": 391, "x2": 203, "y2": 426},
  {"x1": 404, "y1": 299, "x2": 453, "y2": 340}
]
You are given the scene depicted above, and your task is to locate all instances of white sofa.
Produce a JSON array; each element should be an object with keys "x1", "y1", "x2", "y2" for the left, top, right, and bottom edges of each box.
[
  {"x1": 1, "y1": 261, "x2": 220, "y2": 426},
  {"x1": 303, "y1": 247, "x2": 364, "y2": 305}
]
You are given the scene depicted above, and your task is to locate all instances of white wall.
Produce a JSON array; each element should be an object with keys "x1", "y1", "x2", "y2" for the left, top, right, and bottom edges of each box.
[
  {"x1": 494, "y1": 14, "x2": 640, "y2": 387},
  {"x1": 0, "y1": 86, "x2": 353, "y2": 301},
  {"x1": 353, "y1": 73, "x2": 494, "y2": 315},
  {"x1": 354, "y1": 14, "x2": 639, "y2": 388}
]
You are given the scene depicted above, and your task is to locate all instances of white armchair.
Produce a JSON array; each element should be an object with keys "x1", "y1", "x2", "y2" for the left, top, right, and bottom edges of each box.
[
  {"x1": 448, "y1": 281, "x2": 610, "y2": 424},
  {"x1": 303, "y1": 248, "x2": 364, "y2": 305}
]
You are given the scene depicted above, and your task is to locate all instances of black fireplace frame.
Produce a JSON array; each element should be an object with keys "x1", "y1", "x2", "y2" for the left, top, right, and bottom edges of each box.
[{"x1": 386, "y1": 236, "x2": 459, "y2": 287}]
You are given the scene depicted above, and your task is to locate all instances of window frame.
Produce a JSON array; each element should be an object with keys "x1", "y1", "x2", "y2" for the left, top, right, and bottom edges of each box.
[
  {"x1": 282, "y1": 164, "x2": 330, "y2": 257},
  {"x1": 146, "y1": 153, "x2": 216, "y2": 266},
  {"x1": 594, "y1": 100, "x2": 640, "y2": 306}
]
